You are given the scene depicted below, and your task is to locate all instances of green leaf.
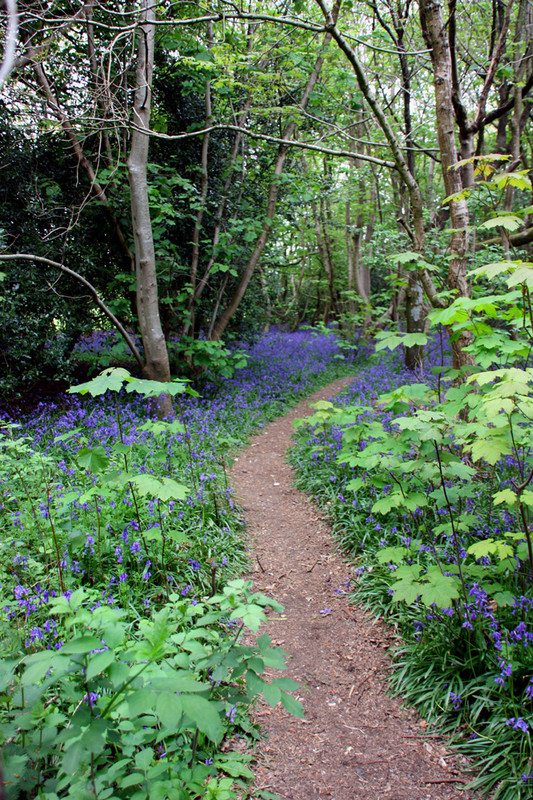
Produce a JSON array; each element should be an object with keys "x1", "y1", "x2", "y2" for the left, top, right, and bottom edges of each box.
[
  {"x1": 272, "y1": 677, "x2": 300, "y2": 692},
  {"x1": 130, "y1": 474, "x2": 190, "y2": 501},
  {"x1": 135, "y1": 747, "x2": 154, "y2": 772},
  {"x1": 492, "y1": 171, "x2": 532, "y2": 191},
  {"x1": 280, "y1": 691, "x2": 304, "y2": 718},
  {"x1": 68, "y1": 368, "x2": 132, "y2": 396},
  {"x1": 420, "y1": 575, "x2": 460, "y2": 607},
  {"x1": 479, "y1": 214, "x2": 523, "y2": 231},
  {"x1": 391, "y1": 578, "x2": 421, "y2": 605},
  {"x1": 155, "y1": 693, "x2": 183, "y2": 731},
  {"x1": 470, "y1": 436, "x2": 511, "y2": 465},
  {"x1": 262, "y1": 682, "x2": 282, "y2": 707},
  {"x1": 77, "y1": 446, "x2": 110, "y2": 473},
  {"x1": 119, "y1": 773, "x2": 144, "y2": 789},
  {"x1": 126, "y1": 378, "x2": 191, "y2": 397},
  {"x1": 493, "y1": 489, "x2": 517, "y2": 506},
  {"x1": 246, "y1": 670, "x2": 266, "y2": 698},
  {"x1": 374, "y1": 332, "x2": 428, "y2": 352},
  {"x1": 181, "y1": 695, "x2": 223, "y2": 742},
  {"x1": 442, "y1": 188, "x2": 471, "y2": 204},
  {"x1": 215, "y1": 755, "x2": 254, "y2": 779},
  {"x1": 372, "y1": 493, "x2": 403, "y2": 514},
  {"x1": 126, "y1": 689, "x2": 157, "y2": 717},
  {"x1": 86, "y1": 650, "x2": 115, "y2": 681},
  {"x1": 468, "y1": 539, "x2": 514, "y2": 560},
  {"x1": 61, "y1": 740, "x2": 86, "y2": 775},
  {"x1": 61, "y1": 636, "x2": 103, "y2": 654},
  {"x1": 262, "y1": 648, "x2": 288, "y2": 669},
  {"x1": 522, "y1": 490, "x2": 533, "y2": 507},
  {"x1": 256, "y1": 633, "x2": 272, "y2": 653},
  {"x1": 377, "y1": 546, "x2": 408, "y2": 564}
]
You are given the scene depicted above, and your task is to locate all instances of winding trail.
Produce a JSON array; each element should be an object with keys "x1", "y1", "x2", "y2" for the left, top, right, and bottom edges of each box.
[{"x1": 231, "y1": 377, "x2": 473, "y2": 800}]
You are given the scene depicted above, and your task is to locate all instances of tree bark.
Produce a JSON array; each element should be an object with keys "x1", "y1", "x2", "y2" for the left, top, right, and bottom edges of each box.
[
  {"x1": 420, "y1": 0, "x2": 474, "y2": 371},
  {"x1": 127, "y1": 0, "x2": 173, "y2": 414}
]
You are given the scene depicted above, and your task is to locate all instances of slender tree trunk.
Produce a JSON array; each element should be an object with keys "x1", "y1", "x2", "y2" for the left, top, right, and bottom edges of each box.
[
  {"x1": 420, "y1": 0, "x2": 474, "y2": 370},
  {"x1": 127, "y1": 0, "x2": 173, "y2": 414},
  {"x1": 30, "y1": 60, "x2": 134, "y2": 272},
  {"x1": 315, "y1": 0, "x2": 430, "y2": 366},
  {"x1": 186, "y1": 21, "x2": 213, "y2": 336},
  {"x1": 192, "y1": 96, "x2": 253, "y2": 307},
  {"x1": 210, "y1": 19, "x2": 337, "y2": 341}
]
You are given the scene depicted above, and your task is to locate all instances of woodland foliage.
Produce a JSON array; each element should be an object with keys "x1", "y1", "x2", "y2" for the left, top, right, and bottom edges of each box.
[{"x1": 2, "y1": 0, "x2": 533, "y2": 797}]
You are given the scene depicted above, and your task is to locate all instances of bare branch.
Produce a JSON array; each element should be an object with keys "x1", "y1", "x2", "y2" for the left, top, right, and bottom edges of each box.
[
  {"x1": 0, "y1": 253, "x2": 144, "y2": 371},
  {"x1": 131, "y1": 122, "x2": 397, "y2": 169}
]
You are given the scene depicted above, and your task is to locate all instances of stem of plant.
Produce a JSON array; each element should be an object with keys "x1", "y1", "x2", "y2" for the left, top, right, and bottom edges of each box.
[
  {"x1": 94, "y1": 496, "x2": 103, "y2": 580},
  {"x1": 46, "y1": 492, "x2": 65, "y2": 592},
  {"x1": 433, "y1": 442, "x2": 469, "y2": 609}
]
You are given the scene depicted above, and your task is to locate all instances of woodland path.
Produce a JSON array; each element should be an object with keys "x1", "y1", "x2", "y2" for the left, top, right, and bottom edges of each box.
[{"x1": 231, "y1": 376, "x2": 473, "y2": 800}]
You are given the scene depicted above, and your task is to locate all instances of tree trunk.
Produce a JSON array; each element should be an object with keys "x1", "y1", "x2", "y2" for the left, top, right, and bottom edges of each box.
[
  {"x1": 210, "y1": 20, "x2": 337, "y2": 341},
  {"x1": 315, "y1": 0, "x2": 428, "y2": 366},
  {"x1": 127, "y1": 0, "x2": 173, "y2": 415},
  {"x1": 420, "y1": 0, "x2": 474, "y2": 371}
]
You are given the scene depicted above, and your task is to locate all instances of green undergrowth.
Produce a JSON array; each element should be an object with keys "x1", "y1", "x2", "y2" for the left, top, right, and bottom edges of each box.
[
  {"x1": 290, "y1": 272, "x2": 533, "y2": 799},
  {"x1": 0, "y1": 331, "x2": 358, "y2": 800}
]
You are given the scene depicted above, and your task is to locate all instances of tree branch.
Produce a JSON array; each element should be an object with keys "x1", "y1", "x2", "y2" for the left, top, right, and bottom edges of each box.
[
  {"x1": 132, "y1": 123, "x2": 397, "y2": 169},
  {"x1": 0, "y1": 254, "x2": 144, "y2": 370}
]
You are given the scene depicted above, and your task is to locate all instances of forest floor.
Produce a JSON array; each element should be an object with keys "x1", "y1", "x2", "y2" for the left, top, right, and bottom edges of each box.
[{"x1": 231, "y1": 376, "x2": 475, "y2": 800}]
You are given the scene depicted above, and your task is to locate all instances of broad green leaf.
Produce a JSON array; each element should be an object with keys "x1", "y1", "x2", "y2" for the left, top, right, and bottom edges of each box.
[
  {"x1": 135, "y1": 747, "x2": 154, "y2": 772},
  {"x1": 262, "y1": 682, "x2": 282, "y2": 707},
  {"x1": 126, "y1": 378, "x2": 191, "y2": 397},
  {"x1": 492, "y1": 171, "x2": 532, "y2": 191},
  {"x1": 391, "y1": 579, "x2": 420, "y2": 605},
  {"x1": 493, "y1": 489, "x2": 517, "y2": 505},
  {"x1": 155, "y1": 692, "x2": 183, "y2": 731},
  {"x1": 256, "y1": 633, "x2": 272, "y2": 653},
  {"x1": 215, "y1": 755, "x2": 253, "y2": 779},
  {"x1": 280, "y1": 691, "x2": 304, "y2": 718},
  {"x1": 86, "y1": 649, "x2": 115, "y2": 681},
  {"x1": 181, "y1": 694, "x2": 223, "y2": 742},
  {"x1": 375, "y1": 332, "x2": 428, "y2": 352},
  {"x1": 479, "y1": 214, "x2": 522, "y2": 231},
  {"x1": 468, "y1": 538, "x2": 514, "y2": 560},
  {"x1": 272, "y1": 677, "x2": 300, "y2": 692},
  {"x1": 262, "y1": 647, "x2": 288, "y2": 670},
  {"x1": 492, "y1": 591, "x2": 515, "y2": 607},
  {"x1": 130, "y1": 474, "x2": 189, "y2": 501},
  {"x1": 68, "y1": 367, "x2": 132, "y2": 396},
  {"x1": 22, "y1": 652, "x2": 65, "y2": 684},
  {"x1": 377, "y1": 546, "x2": 408, "y2": 564},
  {"x1": 470, "y1": 437, "x2": 511, "y2": 465},
  {"x1": 402, "y1": 492, "x2": 429, "y2": 511},
  {"x1": 61, "y1": 740, "x2": 86, "y2": 775},
  {"x1": 61, "y1": 636, "x2": 103, "y2": 654},
  {"x1": 77, "y1": 446, "x2": 110, "y2": 473},
  {"x1": 372, "y1": 493, "x2": 403, "y2": 514},
  {"x1": 521, "y1": 490, "x2": 533, "y2": 507},
  {"x1": 420, "y1": 575, "x2": 460, "y2": 607},
  {"x1": 442, "y1": 188, "x2": 471, "y2": 204},
  {"x1": 127, "y1": 689, "x2": 157, "y2": 717}
]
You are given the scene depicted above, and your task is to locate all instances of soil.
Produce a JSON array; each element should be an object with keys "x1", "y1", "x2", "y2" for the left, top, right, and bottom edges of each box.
[{"x1": 231, "y1": 376, "x2": 474, "y2": 800}]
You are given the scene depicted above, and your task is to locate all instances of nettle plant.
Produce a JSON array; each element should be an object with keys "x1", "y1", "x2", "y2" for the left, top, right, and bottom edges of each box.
[{"x1": 0, "y1": 368, "x2": 304, "y2": 800}]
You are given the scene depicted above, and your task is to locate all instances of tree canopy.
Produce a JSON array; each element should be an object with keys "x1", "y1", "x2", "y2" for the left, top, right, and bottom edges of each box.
[{"x1": 1, "y1": 0, "x2": 532, "y2": 393}]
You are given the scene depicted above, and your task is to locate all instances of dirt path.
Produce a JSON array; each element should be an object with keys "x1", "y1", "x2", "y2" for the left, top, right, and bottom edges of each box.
[{"x1": 231, "y1": 376, "x2": 473, "y2": 800}]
